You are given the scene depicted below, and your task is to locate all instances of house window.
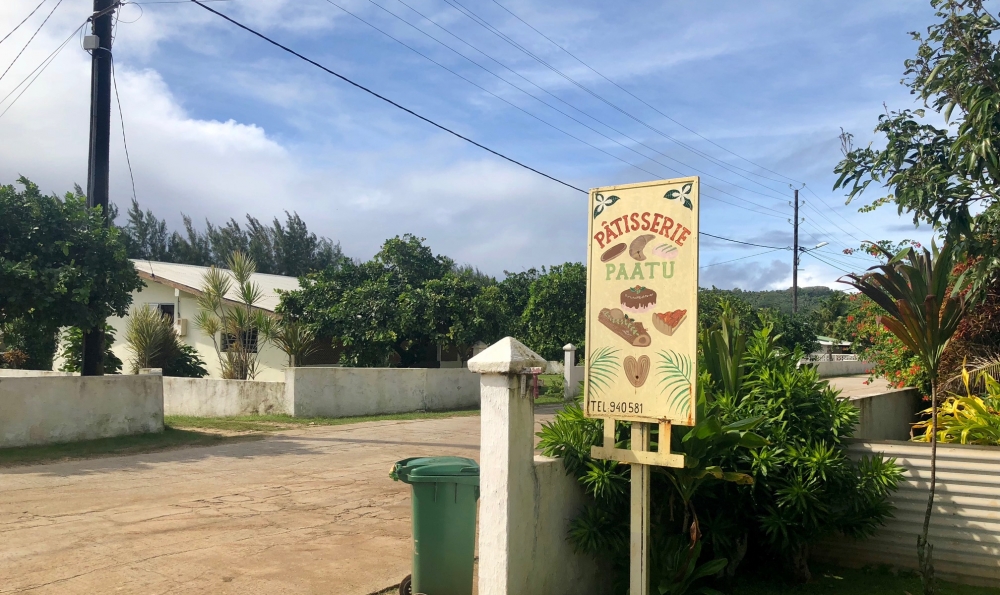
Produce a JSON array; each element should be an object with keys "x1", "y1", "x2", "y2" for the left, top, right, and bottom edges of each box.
[
  {"x1": 151, "y1": 303, "x2": 175, "y2": 324},
  {"x1": 221, "y1": 329, "x2": 259, "y2": 354}
]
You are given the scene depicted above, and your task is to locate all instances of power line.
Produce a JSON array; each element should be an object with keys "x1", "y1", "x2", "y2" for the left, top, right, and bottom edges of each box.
[
  {"x1": 0, "y1": 0, "x2": 65, "y2": 85},
  {"x1": 110, "y1": 55, "x2": 137, "y2": 202},
  {"x1": 700, "y1": 248, "x2": 786, "y2": 269},
  {"x1": 360, "y1": 0, "x2": 792, "y2": 212},
  {"x1": 803, "y1": 184, "x2": 873, "y2": 240},
  {"x1": 0, "y1": 0, "x2": 48, "y2": 47},
  {"x1": 188, "y1": 0, "x2": 586, "y2": 194},
  {"x1": 700, "y1": 232, "x2": 786, "y2": 250},
  {"x1": 188, "y1": 1, "x2": 794, "y2": 252},
  {"x1": 802, "y1": 250, "x2": 852, "y2": 274},
  {"x1": 440, "y1": 0, "x2": 792, "y2": 199},
  {"x1": 324, "y1": 0, "x2": 788, "y2": 220},
  {"x1": 487, "y1": 0, "x2": 802, "y2": 187},
  {"x1": 0, "y1": 20, "x2": 84, "y2": 120}
]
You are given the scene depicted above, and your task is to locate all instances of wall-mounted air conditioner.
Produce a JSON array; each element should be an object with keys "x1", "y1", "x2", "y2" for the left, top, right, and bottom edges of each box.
[{"x1": 174, "y1": 318, "x2": 188, "y2": 337}]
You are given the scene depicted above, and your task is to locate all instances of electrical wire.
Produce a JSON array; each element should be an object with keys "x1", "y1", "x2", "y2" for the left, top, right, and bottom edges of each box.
[
  {"x1": 441, "y1": 0, "x2": 792, "y2": 199},
  {"x1": 0, "y1": 0, "x2": 65, "y2": 85},
  {"x1": 801, "y1": 250, "x2": 853, "y2": 274},
  {"x1": 0, "y1": 20, "x2": 84, "y2": 120},
  {"x1": 188, "y1": 0, "x2": 799, "y2": 251},
  {"x1": 324, "y1": 0, "x2": 787, "y2": 220},
  {"x1": 357, "y1": 0, "x2": 792, "y2": 214},
  {"x1": 700, "y1": 232, "x2": 786, "y2": 249},
  {"x1": 700, "y1": 248, "x2": 787, "y2": 269},
  {"x1": 803, "y1": 185, "x2": 873, "y2": 240},
  {"x1": 111, "y1": 55, "x2": 137, "y2": 203},
  {"x1": 487, "y1": 0, "x2": 802, "y2": 187},
  {"x1": 0, "y1": 0, "x2": 49, "y2": 47},
  {"x1": 188, "y1": 0, "x2": 585, "y2": 194}
]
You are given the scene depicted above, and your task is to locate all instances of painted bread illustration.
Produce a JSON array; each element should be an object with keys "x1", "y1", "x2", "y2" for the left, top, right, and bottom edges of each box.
[
  {"x1": 651, "y1": 243, "x2": 679, "y2": 259},
  {"x1": 652, "y1": 309, "x2": 687, "y2": 336},
  {"x1": 601, "y1": 242, "x2": 627, "y2": 262},
  {"x1": 620, "y1": 286, "x2": 657, "y2": 313},
  {"x1": 629, "y1": 234, "x2": 656, "y2": 261},
  {"x1": 598, "y1": 308, "x2": 651, "y2": 347}
]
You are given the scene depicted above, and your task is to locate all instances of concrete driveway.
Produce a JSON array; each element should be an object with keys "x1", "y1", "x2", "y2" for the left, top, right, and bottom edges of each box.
[{"x1": 1, "y1": 415, "x2": 488, "y2": 595}]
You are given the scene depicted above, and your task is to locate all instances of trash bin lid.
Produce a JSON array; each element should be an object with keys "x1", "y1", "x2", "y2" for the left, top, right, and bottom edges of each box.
[{"x1": 392, "y1": 456, "x2": 479, "y2": 485}]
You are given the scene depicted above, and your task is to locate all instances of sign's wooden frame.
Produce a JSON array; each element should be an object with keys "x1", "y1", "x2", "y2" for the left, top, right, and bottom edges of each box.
[{"x1": 590, "y1": 419, "x2": 685, "y2": 468}]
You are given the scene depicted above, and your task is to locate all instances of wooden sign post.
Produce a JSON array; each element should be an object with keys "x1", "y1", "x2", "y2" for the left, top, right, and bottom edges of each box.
[{"x1": 584, "y1": 178, "x2": 700, "y2": 595}]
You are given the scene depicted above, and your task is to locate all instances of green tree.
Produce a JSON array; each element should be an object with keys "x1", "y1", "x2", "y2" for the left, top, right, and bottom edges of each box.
[
  {"x1": 835, "y1": 0, "x2": 1000, "y2": 288},
  {"x1": 0, "y1": 177, "x2": 142, "y2": 372},
  {"x1": 57, "y1": 325, "x2": 123, "y2": 374},
  {"x1": 842, "y1": 243, "x2": 972, "y2": 594},
  {"x1": 521, "y1": 263, "x2": 587, "y2": 361}
]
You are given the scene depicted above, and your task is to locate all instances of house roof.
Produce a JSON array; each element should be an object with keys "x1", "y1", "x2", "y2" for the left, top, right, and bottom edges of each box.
[
  {"x1": 131, "y1": 260, "x2": 300, "y2": 312},
  {"x1": 816, "y1": 335, "x2": 851, "y2": 346}
]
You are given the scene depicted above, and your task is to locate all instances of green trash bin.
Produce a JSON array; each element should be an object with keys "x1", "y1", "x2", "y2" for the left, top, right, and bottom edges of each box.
[{"x1": 392, "y1": 456, "x2": 480, "y2": 595}]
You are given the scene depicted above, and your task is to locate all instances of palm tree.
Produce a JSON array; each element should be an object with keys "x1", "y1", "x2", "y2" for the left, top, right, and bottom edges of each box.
[{"x1": 840, "y1": 242, "x2": 973, "y2": 595}]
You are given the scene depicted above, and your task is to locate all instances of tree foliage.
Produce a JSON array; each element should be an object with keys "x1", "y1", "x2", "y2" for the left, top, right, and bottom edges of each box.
[
  {"x1": 835, "y1": 0, "x2": 1000, "y2": 287},
  {"x1": 118, "y1": 199, "x2": 341, "y2": 277},
  {"x1": 0, "y1": 177, "x2": 142, "y2": 345}
]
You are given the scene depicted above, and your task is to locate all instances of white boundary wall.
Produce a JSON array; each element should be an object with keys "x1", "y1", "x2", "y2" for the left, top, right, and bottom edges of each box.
[
  {"x1": 813, "y1": 440, "x2": 1000, "y2": 587},
  {"x1": 0, "y1": 370, "x2": 76, "y2": 378},
  {"x1": 286, "y1": 367, "x2": 479, "y2": 418},
  {"x1": 0, "y1": 375, "x2": 163, "y2": 447},
  {"x1": 848, "y1": 388, "x2": 922, "y2": 441},
  {"x1": 811, "y1": 360, "x2": 873, "y2": 378},
  {"x1": 163, "y1": 377, "x2": 289, "y2": 417}
]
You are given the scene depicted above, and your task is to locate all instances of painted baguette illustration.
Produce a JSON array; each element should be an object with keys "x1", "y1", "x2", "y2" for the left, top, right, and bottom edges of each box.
[{"x1": 598, "y1": 307, "x2": 651, "y2": 347}]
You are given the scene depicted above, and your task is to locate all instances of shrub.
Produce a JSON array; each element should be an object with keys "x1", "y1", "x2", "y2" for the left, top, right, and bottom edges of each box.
[
  {"x1": 537, "y1": 307, "x2": 903, "y2": 592},
  {"x1": 58, "y1": 326, "x2": 123, "y2": 374},
  {"x1": 125, "y1": 305, "x2": 207, "y2": 378}
]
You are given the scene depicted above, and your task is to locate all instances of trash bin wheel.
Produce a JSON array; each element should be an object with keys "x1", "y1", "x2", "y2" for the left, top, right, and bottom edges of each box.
[{"x1": 399, "y1": 574, "x2": 412, "y2": 595}]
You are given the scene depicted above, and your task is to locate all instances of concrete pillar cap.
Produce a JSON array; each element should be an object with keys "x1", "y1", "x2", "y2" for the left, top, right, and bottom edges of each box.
[
  {"x1": 468, "y1": 337, "x2": 546, "y2": 375},
  {"x1": 563, "y1": 343, "x2": 576, "y2": 351}
]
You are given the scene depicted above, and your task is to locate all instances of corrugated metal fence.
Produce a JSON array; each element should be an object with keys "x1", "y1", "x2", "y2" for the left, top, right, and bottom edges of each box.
[{"x1": 813, "y1": 440, "x2": 1000, "y2": 587}]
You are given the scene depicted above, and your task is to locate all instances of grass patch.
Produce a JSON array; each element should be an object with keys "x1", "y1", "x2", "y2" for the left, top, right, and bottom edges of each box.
[
  {"x1": 733, "y1": 565, "x2": 1000, "y2": 595},
  {"x1": 0, "y1": 427, "x2": 261, "y2": 468},
  {"x1": 166, "y1": 408, "x2": 481, "y2": 433}
]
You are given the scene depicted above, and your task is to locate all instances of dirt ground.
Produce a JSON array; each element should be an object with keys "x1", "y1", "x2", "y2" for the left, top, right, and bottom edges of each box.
[
  {"x1": 0, "y1": 416, "x2": 483, "y2": 594},
  {"x1": 0, "y1": 407, "x2": 562, "y2": 595}
]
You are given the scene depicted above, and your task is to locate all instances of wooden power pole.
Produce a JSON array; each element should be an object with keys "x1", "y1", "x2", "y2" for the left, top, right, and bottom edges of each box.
[
  {"x1": 81, "y1": 0, "x2": 116, "y2": 376},
  {"x1": 792, "y1": 188, "x2": 799, "y2": 315}
]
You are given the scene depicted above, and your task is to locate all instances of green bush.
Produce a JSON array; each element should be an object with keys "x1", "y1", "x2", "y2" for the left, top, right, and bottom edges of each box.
[
  {"x1": 58, "y1": 326, "x2": 123, "y2": 374},
  {"x1": 537, "y1": 306, "x2": 903, "y2": 592}
]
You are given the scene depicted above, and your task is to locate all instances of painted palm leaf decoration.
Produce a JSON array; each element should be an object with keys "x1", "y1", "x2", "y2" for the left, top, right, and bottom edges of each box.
[
  {"x1": 588, "y1": 346, "x2": 620, "y2": 396},
  {"x1": 657, "y1": 350, "x2": 693, "y2": 412}
]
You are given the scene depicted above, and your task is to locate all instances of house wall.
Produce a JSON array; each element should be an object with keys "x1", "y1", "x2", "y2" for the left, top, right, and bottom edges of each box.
[
  {"x1": 100, "y1": 280, "x2": 288, "y2": 382},
  {"x1": 163, "y1": 377, "x2": 289, "y2": 417},
  {"x1": 0, "y1": 375, "x2": 163, "y2": 447},
  {"x1": 812, "y1": 440, "x2": 1000, "y2": 587},
  {"x1": 286, "y1": 367, "x2": 479, "y2": 418}
]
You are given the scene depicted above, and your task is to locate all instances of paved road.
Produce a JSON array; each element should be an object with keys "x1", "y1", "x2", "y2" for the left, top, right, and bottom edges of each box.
[{"x1": 1, "y1": 416, "x2": 487, "y2": 595}]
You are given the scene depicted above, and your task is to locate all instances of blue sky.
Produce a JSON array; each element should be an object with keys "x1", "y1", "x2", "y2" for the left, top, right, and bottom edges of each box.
[{"x1": 0, "y1": 0, "x2": 940, "y2": 288}]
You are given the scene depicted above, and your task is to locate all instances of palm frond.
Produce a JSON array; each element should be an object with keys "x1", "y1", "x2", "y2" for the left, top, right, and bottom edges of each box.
[
  {"x1": 657, "y1": 350, "x2": 693, "y2": 411},
  {"x1": 588, "y1": 346, "x2": 620, "y2": 396}
]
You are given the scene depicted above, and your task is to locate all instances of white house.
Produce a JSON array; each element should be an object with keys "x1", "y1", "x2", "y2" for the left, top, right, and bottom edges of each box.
[{"x1": 107, "y1": 260, "x2": 302, "y2": 382}]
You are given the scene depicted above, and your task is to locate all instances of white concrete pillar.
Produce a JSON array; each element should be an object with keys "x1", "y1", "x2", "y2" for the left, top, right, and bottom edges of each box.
[
  {"x1": 563, "y1": 343, "x2": 576, "y2": 400},
  {"x1": 468, "y1": 337, "x2": 547, "y2": 595}
]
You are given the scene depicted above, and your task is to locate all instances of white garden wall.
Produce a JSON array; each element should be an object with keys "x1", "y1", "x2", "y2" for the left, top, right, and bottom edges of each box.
[
  {"x1": 813, "y1": 440, "x2": 1000, "y2": 587},
  {"x1": 810, "y1": 360, "x2": 873, "y2": 377},
  {"x1": 848, "y1": 388, "x2": 922, "y2": 441},
  {"x1": 0, "y1": 375, "x2": 163, "y2": 447},
  {"x1": 286, "y1": 367, "x2": 479, "y2": 418},
  {"x1": 163, "y1": 377, "x2": 289, "y2": 417}
]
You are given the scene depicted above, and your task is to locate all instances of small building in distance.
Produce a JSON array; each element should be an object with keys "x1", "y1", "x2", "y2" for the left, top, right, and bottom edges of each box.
[{"x1": 109, "y1": 260, "x2": 304, "y2": 381}]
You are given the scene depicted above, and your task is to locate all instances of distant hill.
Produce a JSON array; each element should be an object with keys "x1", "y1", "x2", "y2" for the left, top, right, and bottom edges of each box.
[{"x1": 700, "y1": 286, "x2": 836, "y2": 317}]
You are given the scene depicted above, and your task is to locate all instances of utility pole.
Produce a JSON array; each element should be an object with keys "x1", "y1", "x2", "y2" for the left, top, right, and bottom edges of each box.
[
  {"x1": 81, "y1": 0, "x2": 116, "y2": 376},
  {"x1": 792, "y1": 188, "x2": 800, "y2": 315}
]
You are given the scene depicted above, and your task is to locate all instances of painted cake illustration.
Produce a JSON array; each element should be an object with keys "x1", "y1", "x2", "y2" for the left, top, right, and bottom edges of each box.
[
  {"x1": 651, "y1": 243, "x2": 679, "y2": 260},
  {"x1": 620, "y1": 285, "x2": 657, "y2": 313},
  {"x1": 652, "y1": 309, "x2": 687, "y2": 336},
  {"x1": 598, "y1": 308, "x2": 651, "y2": 347}
]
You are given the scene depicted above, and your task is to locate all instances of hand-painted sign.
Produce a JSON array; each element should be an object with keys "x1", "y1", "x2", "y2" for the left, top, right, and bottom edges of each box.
[{"x1": 584, "y1": 177, "x2": 699, "y2": 426}]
